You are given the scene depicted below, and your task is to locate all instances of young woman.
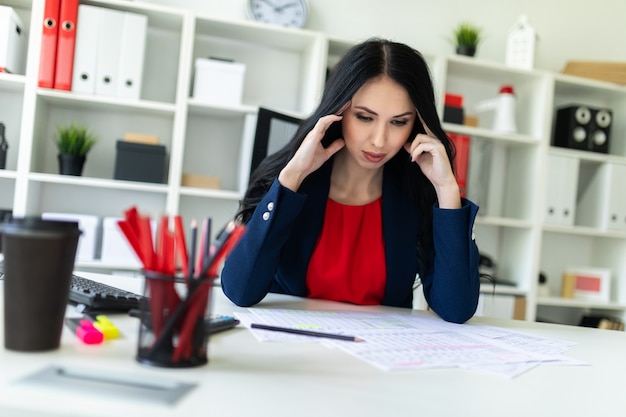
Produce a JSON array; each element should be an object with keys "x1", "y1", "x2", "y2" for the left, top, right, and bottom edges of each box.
[{"x1": 221, "y1": 38, "x2": 480, "y2": 324}]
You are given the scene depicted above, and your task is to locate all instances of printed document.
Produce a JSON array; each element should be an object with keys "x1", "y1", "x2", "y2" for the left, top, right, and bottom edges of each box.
[{"x1": 236, "y1": 308, "x2": 586, "y2": 378}]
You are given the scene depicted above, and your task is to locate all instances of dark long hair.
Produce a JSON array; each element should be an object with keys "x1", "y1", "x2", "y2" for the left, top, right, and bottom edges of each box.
[{"x1": 237, "y1": 38, "x2": 455, "y2": 248}]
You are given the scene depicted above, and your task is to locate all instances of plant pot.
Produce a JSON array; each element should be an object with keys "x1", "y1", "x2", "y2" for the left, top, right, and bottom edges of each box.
[
  {"x1": 58, "y1": 154, "x2": 86, "y2": 176},
  {"x1": 456, "y1": 45, "x2": 476, "y2": 57}
]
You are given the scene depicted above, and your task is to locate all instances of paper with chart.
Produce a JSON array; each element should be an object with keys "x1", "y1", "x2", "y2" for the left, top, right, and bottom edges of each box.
[{"x1": 236, "y1": 308, "x2": 587, "y2": 378}]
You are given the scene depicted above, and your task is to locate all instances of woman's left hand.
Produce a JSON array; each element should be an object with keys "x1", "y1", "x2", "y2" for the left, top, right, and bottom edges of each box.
[
  {"x1": 404, "y1": 134, "x2": 454, "y2": 186},
  {"x1": 404, "y1": 133, "x2": 461, "y2": 209}
]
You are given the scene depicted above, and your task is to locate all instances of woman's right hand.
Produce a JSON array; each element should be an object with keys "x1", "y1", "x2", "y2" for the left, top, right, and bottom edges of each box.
[{"x1": 278, "y1": 114, "x2": 345, "y2": 192}]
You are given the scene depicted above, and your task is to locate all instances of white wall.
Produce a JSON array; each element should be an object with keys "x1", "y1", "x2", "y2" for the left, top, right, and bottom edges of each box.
[{"x1": 143, "y1": 0, "x2": 626, "y2": 73}]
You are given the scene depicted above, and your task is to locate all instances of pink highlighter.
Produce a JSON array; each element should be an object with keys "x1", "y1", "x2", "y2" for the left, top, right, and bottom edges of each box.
[{"x1": 65, "y1": 318, "x2": 104, "y2": 345}]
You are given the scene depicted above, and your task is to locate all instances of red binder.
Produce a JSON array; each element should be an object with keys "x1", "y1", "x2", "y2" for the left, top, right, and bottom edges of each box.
[
  {"x1": 448, "y1": 133, "x2": 471, "y2": 198},
  {"x1": 38, "y1": 0, "x2": 61, "y2": 88},
  {"x1": 53, "y1": 0, "x2": 79, "y2": 90}
]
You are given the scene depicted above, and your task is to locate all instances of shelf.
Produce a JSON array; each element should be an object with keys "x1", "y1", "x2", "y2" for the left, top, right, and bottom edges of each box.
[
  {"x1": 193, "y1": 15, "x2": 322, "y2": 51},
  {"x1": 537, "y1": 296, "x2": 626, "y2": 311},
  {"x1": 81, "y1": 0, "x2": 185, "y2": 32},
  {"x1": 0, "y1": 73, "x2": 26, "y2": 92},
  {"x1": 475, "y1": 216, "x2": 533, "y2": 229},
  {"x1": 443, "y1": 123, "x2": 539, "y2": 146},
  {"x1": 75, "y1": 260, "x2": 143, "y2": 273},
  {"x1": 37, "y1": 89, "x2": 177, "y2": 117},
  {"x1": 187, "y1": 100, "x2": 257, "y2": 117},
  {"x1": 179, "y1": 186, "x2": 242, "y2": 201},
  {"x1": 2, "y1": 0, "x2": 32, "y2": 10},
  {"x1": 542, "y1": 224, "x2": 626, "y2": 239},
  {"x1": 548, "y1": 146, "x2": 626, "y2": 166},
  {"x1": 0, "y1": 170, "x2": 18, "y2": 180},
  {"x1": 480, "y1": 283, "x2": 527, "y2": 297},
  {"x1": 553, "y1": 73, "x2": 626, "y2": 95},
  {"x1": 28, "y1": 173, "x2": 169, "y2": 194}
]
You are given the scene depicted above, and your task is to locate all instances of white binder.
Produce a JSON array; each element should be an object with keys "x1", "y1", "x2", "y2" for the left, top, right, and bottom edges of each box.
[
  {"x1": 543, "y1": 154, "x2": 579, "y2": 226},
  {"x1": 71, "y1": 5, "x2": 99, "y2": 94},
  {"x1": 116, "y1": 12, "x2": 147, "y2": 99},
  {"x1": 94, "y1": 7, "x2": 124, "y2": 97},
  {"x1": 0, "y1": 6, "x2": 26, "y2": 74},
  {"x1": 576, "y1": 163, "x2": 626, "y2": 231}
]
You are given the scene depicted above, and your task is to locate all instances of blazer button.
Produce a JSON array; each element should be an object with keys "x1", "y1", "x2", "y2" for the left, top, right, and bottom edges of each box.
[
  {"x1": 262, "y1": 212, "x2": 270, "y2": 221},
  {"x1": 267, "y1": 202, "x2": 274, "y2": 211}
]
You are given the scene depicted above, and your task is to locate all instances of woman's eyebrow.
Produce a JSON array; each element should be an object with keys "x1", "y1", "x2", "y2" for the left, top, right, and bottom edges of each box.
[{"x1": 354, "y1": 105, "x2": 414, "y2": 118}]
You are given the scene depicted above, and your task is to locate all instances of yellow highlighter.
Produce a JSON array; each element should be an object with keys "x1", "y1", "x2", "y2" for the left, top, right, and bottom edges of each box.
[{"x1": 92, "y1": 315, "x2": 120, "y2": 340}]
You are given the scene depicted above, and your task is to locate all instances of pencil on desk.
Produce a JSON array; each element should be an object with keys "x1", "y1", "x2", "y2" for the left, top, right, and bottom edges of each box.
[{"x1": 250, "y1": 323, "x2": 364, "y2": 342}]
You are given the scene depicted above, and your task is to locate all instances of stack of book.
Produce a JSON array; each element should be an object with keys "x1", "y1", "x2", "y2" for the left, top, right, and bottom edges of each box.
[{"x1": 579, "y1": 315, "x2": 624, "y2": 331}]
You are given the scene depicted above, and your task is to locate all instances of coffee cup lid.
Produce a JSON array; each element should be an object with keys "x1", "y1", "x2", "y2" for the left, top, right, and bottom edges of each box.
[{"x1": 0, "y1": 216, "x2": 81, "y2": 235}]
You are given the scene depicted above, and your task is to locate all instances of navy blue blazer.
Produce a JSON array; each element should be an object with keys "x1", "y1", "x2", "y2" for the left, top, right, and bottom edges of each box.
[{"x1": 222, "y1": 161, "x2": 480, "y2": 323}]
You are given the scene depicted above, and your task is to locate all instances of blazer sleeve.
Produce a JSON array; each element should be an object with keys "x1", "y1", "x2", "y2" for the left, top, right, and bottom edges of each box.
[
  {"x1": 420, "y1": 198, "x2": 480, "y2": 323},
  {"x1": 221, "y1": 179, "x2": 307, "y2": 306}
]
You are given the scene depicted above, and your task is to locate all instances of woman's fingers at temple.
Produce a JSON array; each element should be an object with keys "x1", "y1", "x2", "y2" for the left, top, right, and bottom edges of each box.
[
  {"x1": 336, "y1": 101, "x2": 351, "y2": 116},
  {"x1": 415, "y1": 109, "x2": 436, "y2": 137},
  {"x1": 279, "y1": 114, "x2": 345, "y2": 191}
]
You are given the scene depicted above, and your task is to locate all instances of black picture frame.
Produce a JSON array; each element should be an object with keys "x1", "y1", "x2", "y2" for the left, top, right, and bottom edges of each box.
[{"x1": 249, "y1": 107, "x2": 302, "y2": 180}]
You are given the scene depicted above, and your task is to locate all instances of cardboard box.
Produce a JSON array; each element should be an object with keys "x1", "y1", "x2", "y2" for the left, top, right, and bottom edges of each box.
[
  {"x1": 41, "y1": 212, "x2": 99, "y2": 261},
  {"x1": 0, "y1": 6, "x2": 26, "y2": 74},
  {"x1": 182, "y1": 173, "x2": 220, "y2": 190},
  {"x1": 114, "y1": 140, "x2": 167, "y2": 183},
  {"x1": 464, "y1": 115, "x2": 479, "y2": 127},
  {"x1": 123, "y1": 132, "x2": 160, "y2": 145},
  {"x1": 193, "y1": 58, "x2": 246, "y2": 106},
  {"x1": 562, "y1": 61, "x2": 626, "y2": 85}
]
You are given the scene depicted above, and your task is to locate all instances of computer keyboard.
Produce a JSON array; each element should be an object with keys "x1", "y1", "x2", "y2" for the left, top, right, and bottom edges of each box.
[{"x1": 69, "y1": 274, "x2": 144, "y2": 311}]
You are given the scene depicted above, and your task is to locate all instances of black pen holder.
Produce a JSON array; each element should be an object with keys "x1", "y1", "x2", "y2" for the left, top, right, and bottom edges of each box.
[{"x1": 136, "y1": 271, "x2": 214, "y2": 368}]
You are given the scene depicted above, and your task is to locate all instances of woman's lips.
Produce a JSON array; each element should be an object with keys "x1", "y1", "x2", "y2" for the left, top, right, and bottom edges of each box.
[{"x1": 363, "y1": 151, "x2": 386, "y2": 163}]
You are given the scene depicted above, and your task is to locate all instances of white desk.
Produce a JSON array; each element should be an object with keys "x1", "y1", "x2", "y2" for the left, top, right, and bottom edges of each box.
[{"x1": 1, "y1": 272, "x2": 625, "y2": 417}]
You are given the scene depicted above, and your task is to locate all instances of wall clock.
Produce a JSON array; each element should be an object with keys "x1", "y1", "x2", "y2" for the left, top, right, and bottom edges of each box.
[{"x1": 246, "y1": 0, "x2": 309, "y2": 29}]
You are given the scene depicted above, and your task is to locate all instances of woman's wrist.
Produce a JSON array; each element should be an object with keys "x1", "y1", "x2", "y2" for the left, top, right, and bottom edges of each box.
[
  {"x1": 278, "y1": 165, "x2": 306, "y2": 192},
  {"x1": 435, "y1": 182, "x2": 462, "y2": 209}
]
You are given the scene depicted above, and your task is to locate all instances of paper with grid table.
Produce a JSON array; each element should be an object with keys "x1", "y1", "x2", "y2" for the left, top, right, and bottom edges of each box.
[{"x1": 236, "y1": 308, "x2": 587, "y2": 378}]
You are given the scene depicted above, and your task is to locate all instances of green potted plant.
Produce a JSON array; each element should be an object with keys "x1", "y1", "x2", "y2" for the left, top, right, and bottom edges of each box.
[
  {"x1": 54, "y1": 123, "x2": 98, "y2": 176},
  {"x1": 451, "y1": 22, "x2": 483, "y2": 57}
]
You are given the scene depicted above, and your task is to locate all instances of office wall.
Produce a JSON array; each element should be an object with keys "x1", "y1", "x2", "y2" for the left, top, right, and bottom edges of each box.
[{"x1": 143, "y1": 0, "x2": 626, "y2": 73}]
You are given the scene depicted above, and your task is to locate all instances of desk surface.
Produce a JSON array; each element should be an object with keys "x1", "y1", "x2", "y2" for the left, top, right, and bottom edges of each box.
[{"x1": 1, "y1": 273, "x2": 625, "y2": 417}]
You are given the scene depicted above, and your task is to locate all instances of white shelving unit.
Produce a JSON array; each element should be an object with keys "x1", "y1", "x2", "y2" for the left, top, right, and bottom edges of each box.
[{"x1": 2, "y1": 0, "x2": 625, "y2": 325}]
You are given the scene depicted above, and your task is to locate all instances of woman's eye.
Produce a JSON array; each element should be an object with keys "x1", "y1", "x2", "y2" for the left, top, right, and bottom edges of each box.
[
  {"x1": 356, "y1": 114, "x2": 373, "y2": 122},
  {"x1": 392, "y1": 120, "x2": 408, "y2": 126}
]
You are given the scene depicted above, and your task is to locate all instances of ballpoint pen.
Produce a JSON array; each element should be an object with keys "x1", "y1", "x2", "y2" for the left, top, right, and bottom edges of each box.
[{"x1": 250, "y1": 323, "x2": 364, "y2": 342}]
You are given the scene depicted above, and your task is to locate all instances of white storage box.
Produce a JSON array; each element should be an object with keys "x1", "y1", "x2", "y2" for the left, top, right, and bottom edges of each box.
[
  {"x1": 193, "y1": 58, "x2": 246, "y2": 106},
  {"x1": 100, "y1": 216, "x2": 143, "y2": 267},
  {"x1": 0, "y1": 6, "x2": 27, "y2": 74},
  {"x1": 41, "y1": 213, "x2": 99, "y2": 262},
  {"x1": 100, "y1": 216, "x2": 157, "y2": 267}
]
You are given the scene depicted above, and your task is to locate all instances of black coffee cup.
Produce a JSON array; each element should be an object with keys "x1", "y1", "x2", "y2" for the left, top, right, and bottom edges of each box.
[{"x1": 1, "y1": 217, "x2": 81, "y2": 351}]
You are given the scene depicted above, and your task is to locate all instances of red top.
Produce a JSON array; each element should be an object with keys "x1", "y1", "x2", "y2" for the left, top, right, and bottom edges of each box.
[{"x1": 306, "y1": 197, "x2": 386, "y2": 305}]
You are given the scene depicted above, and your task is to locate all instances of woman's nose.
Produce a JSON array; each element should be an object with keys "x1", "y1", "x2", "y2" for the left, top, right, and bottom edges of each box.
[{"x1": 371, "y1": 124, "x2": 387, "y2": 148}]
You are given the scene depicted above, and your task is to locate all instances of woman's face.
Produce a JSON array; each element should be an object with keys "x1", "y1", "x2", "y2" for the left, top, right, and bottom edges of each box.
[{"x1": 341, "y1": 75, "x2": 416, "y2": 169}]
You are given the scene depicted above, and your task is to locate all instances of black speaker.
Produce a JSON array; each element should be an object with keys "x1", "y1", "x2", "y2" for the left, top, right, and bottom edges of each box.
[{"x1": 553, "y1": 105, "x2": 612, "y2": 153}]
